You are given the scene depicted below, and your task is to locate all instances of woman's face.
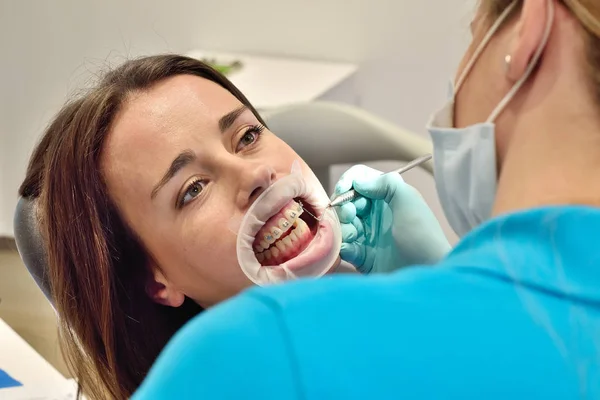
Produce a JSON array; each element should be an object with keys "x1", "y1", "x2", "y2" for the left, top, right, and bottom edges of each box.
[{"x1": 101, "y1": 74, "x2": 337, "y2": 307}]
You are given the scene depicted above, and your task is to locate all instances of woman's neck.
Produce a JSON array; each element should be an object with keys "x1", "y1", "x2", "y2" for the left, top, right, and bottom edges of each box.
[{"x1": 493, "y1": 111, "x2": 600, "y2": 216}]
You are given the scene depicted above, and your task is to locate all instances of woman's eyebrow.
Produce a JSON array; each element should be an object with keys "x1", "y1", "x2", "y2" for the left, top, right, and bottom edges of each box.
[
  {"x1": 150, "y1": 106, "x2": 249, "y2": 200},
  {"x1": 218, "y1": 105, "x2": 248, "y2": 133},
  {"x1": 151, "y1": 149, "x2": 196, "y2": 200}
]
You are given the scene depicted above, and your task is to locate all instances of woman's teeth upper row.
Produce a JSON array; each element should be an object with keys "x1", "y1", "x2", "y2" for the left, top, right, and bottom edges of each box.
[
  {"x1": 255, "y1": 218, "x2": 309, "y2": 263},
  {"x1": 254, "y1": 201, "x2": 304, "y2": 252}
]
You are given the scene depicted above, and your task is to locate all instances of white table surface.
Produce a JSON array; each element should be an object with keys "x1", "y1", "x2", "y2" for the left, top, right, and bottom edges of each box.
[
  {"x1": 186, "y1": 50, "x2": 358, "y2": 109},
  {"x1": 0, "y1": 318, "x2": 76, "y2": 399}
]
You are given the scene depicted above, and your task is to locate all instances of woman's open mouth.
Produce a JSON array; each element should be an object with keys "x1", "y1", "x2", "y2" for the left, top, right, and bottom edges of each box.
[
  {"x1": 235, "y1": 165, "x2": 342, "y2": 285},
  {"x1": 252, "y1": 198, "x2": 319, "y2": 266}
]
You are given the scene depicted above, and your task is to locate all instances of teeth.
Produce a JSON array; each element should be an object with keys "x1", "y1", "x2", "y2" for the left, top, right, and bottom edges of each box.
[
  {"x1": 271, "y1": 247, "x2": 280, "y2": 258},
  {"x1": 278, "y1": 218, "x2": 291, "y2": 231},
  {"x1": 284, "y1": 202, "x2": 303, "y2": 222},
  {"x1": 256, "y1": 230, "x2": 298, "y2": 264},
  {"x1": 276, "y1": 240, "x2": 286, "y2": 252},
  {"x1": 284, "y1": 209, "x2": 299, "y2": 222},
  {"x1": 254, "y1": 200, "x2": 310, "y2": 260},
  {"x1": 272, "y1": 228, "x2": 282, "y2": 239},
  {"x1": 264, "y1": 233, "x2": 275, "y2": 245},
  {"x1": 296, "y1": 218, "x2": 308, "y2": 233}
]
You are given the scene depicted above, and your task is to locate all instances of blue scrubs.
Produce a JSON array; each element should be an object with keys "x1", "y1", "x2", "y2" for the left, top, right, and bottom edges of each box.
[{"x1": 133, "y1": 206, "x2": 600, "y2": 399}]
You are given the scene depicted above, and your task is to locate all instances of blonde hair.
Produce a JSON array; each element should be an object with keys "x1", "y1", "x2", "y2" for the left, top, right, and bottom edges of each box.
[{"x1": 480, "y1": 0, "x2": 600, "y2": 101}]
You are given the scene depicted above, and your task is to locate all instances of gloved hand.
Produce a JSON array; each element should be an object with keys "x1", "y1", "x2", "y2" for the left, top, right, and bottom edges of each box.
[{"x1": 333, "y1": 165, "x2": 451, "y2": 274}]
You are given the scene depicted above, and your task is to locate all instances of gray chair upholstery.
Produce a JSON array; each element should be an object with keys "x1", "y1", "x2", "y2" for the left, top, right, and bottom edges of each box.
[
  {"x1": 13, "y1": 196, "x2": 53, "y2": 305},
  {"x1": 262, "y1": 101, "x2": 433, "y2": 191}
]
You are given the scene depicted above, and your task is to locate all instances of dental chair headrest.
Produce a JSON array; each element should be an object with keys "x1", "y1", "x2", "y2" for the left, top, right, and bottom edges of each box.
[{"x1": 13, "y1": 196, "x2": 53, "y2": 305}]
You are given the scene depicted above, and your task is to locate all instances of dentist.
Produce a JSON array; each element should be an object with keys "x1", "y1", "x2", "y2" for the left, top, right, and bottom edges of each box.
[{"x1": 134, "y1": 0, "x2": 600, "y2": 398}]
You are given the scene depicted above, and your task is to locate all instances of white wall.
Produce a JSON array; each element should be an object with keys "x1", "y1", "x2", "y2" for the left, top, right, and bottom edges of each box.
[
  {"x1": 0, "y1": 0, "x2": 198, "y2": 237},
  {"x1": 0, "y1": 124, "x2": 6, "y2": 236},
  {"x1": 0, "y1": 0, "x2": 474, "y2": 240},
  {"x1": 1, "y1": 61, "x2": 9, "y2": 236}
]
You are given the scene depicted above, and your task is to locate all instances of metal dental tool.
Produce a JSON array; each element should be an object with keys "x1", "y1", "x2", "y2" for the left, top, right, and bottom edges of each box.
[
  {"x1": 298, "y1": 200, "x2": 321, "y2": 222},
  {"x1": 301, "y1": 154, "x2": 433, "y2": 221}
]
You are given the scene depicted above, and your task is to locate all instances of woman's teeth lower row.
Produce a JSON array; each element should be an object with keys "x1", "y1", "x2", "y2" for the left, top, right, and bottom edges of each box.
[
  {"x1": 255, "y1": 201, "x2": 304, "y2": 252},
  {"x1": 256, "y1": 218, "x2": 309, "y2": 263}
]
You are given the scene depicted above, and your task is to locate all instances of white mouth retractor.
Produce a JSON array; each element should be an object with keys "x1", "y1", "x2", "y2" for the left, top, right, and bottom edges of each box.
[{"x1": 231, "y1": 161, "x2": 342, "y2": 285}]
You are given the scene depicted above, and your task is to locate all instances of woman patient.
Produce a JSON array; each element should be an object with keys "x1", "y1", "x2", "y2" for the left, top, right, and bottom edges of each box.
[{"x1": 19, "y1": 54, "x2": 344, "y2": 399}]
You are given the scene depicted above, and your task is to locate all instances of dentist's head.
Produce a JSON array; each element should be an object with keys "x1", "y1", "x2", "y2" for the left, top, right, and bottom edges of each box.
[
  {"x1": 19, "y1": 55, "x2": 335, "y2": 399},
  {"x1": 428, "y1": 0, "x2": 600, "y2": 236}
]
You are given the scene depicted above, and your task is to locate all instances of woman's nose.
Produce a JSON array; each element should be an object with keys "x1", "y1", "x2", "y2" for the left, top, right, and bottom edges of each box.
[{"x1": 236, "y1": 164, "x2": 277, "y2": 209}]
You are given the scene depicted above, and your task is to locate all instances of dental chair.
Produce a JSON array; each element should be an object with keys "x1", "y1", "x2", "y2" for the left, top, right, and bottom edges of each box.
[
  {"x1": 14, "y1": 101, "x2": 433, "y2": 306},
  {"x1": 13, "y1": 198, "x2": 53, "y2": 305},
  {"x1": 261, "y1": 101, "x2": 433, "y2": 191}
]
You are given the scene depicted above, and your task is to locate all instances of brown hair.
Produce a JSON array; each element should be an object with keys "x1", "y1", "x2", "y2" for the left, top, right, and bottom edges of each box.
[
  {"x1": 19, "y1": 55, "x2": 266, "y2": 399},
  {"x1": 479, "y1": 0, "x2": 600, "y2": 102}
]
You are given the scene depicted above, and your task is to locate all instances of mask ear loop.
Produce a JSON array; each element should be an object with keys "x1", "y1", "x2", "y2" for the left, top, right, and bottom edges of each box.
[
  {"x1": 487, "y1": 0, "x2": 554, "y2": 122},
  {"x1": 453, "y1": 0, "x2": 554, "y2": 123},
  {"x1": 454, "y1": 2, "x2": 519, "y2": 94}
]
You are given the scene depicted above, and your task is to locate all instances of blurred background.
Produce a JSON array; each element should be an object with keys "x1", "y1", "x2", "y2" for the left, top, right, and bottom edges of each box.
[{"x1": 0, "y1": 0, "x2": 474, "y2": 390}]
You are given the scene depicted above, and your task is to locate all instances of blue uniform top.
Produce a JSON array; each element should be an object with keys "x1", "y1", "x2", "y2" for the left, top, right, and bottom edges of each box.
[{"x1": 133, "y1": 206, "x2": 600, "y2": 399}]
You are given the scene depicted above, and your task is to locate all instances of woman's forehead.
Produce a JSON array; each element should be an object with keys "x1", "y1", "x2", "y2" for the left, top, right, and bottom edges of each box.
[
  {"x1": 100, "y1": 75, "x2": 243, "y2": 198},
  {"x1": 106, "y1": 76, "x2": 242, "y2": 158},
  {"x1": 123, "y1": 75, "x2": 242, "y2": 128}
]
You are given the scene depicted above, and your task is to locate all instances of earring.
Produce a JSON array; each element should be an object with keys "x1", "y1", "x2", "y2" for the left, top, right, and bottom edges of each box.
[{"x1": 504, "y1": 54, "x2": 512, "y2": 73}]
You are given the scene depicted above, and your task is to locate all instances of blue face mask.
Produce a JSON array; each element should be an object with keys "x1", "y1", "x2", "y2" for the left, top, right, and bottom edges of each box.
[{"x1": 426, "y1": 0, "x2": 553, "y2": 237}]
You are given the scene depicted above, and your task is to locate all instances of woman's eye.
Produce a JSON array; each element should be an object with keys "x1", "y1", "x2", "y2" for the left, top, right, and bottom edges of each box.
[
  {"x1": 179, "y1": 179, "x2": 206, "y2": 207},
  {"x1": 235, "y1": 124, "x2": 265, "y2": 152},
  {"x1": 240, "y1": 132, "x2": 256, "y2": 146}
]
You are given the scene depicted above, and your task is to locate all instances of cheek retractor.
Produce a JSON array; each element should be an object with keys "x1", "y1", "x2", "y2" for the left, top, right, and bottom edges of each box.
[{"x1": 232, "y1": 161, "x2": 342, "y2": 286}]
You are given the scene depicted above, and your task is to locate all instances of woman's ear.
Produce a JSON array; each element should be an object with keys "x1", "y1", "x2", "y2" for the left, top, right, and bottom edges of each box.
[
  {"x1": 146, "y1": 269, "x2": 185, "y2": 308},
  {"x1": 506, "y1": 0, "x2": 552, "y2": 81}
]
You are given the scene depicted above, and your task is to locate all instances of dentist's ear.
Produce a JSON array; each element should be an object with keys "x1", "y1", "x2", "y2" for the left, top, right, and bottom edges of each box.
[
  {"x1": 506, "y1": 0, "x2": 553, "y2": 81},
  {"x1": 146, "y1": 269, "x2": 185, "y2": 307}
]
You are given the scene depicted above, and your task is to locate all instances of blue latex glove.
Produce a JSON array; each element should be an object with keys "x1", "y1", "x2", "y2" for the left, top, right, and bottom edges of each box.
[{"x1": 333, "y1": 165, "x2": 451, "y2": 274}]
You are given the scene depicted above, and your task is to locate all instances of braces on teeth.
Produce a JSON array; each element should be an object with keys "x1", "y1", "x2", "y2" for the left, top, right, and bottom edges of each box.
[
  {"x1": 298, "y1": 201, "x2": 323, "y2": 221},
  {"x1": 253, "y1": 202, "x2": 312, "y2": 264},
  {"x1": 253, "y1": 201, "x2": 306, "y2": 253}
]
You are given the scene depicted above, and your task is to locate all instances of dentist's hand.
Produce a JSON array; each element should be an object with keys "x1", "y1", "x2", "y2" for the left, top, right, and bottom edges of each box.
[{"x1": 333, "y1": 165, "x2": 451, "y2": 274}]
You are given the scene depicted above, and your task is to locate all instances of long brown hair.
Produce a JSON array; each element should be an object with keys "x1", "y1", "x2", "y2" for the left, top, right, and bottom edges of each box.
[{"x1": 18, "y1": 55, "x2": 265, "y2": 399}]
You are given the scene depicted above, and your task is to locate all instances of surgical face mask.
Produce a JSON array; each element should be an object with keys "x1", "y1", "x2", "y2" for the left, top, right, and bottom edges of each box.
[
  {"x1": 229, "y1": 161, "x2": 342, "y2": 285},
  {"x1": 426, "y1": 0, "x2": 554, "y2": 237}
]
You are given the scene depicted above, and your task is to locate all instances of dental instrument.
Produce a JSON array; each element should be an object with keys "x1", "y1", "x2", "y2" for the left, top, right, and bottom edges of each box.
[{"x1": 300, "y1": 154, "x2": 433, "y2": 221}]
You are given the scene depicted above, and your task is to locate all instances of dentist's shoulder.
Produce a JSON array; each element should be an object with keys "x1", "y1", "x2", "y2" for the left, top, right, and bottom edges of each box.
[{"x1": 132, "y1": 261, "x2": 556, "y2": 399}]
